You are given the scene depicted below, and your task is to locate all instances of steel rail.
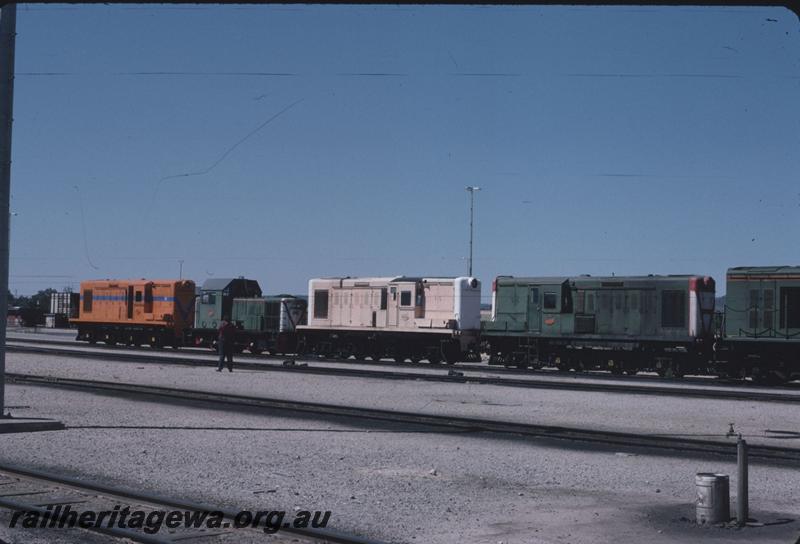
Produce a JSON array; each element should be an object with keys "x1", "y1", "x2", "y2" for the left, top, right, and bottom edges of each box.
[
  {"x1": 7, "y1": 341, "x2": 800, "y2": 405},
  {"x1": 8, "y1": 372, "x2": 800, "y2": 466},
  {"x1": 0, "y1": 462, "x2": 384, "y2": 544},
  {"x1": 13, "y1": 332, "x2": 793, "y2": 389}
]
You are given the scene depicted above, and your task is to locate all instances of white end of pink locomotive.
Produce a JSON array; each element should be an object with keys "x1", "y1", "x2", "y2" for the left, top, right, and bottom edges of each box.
[{"x1": 453, "y1": 277, "x2": 482, "y2": 331}]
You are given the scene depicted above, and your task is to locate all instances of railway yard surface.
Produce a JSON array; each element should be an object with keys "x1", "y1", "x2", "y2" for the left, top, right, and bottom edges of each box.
[{"x1": 0, "y1": 332, "x2": 799, "y2": 543}]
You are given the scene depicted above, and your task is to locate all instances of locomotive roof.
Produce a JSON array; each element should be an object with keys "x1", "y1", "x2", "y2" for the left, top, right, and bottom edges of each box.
[
  {"x1": 390, "y1": 276, "x2": 456, "y2": 283},
  {"x1": 81, "y1": 279, "x2": 194, "y2": 286},
  {"x1": 200, "y1": 277, "x2": 262, "y2": 295},
  {"x1": 496, "y1": 274, "x2": 705, "y2": 285},
  {"x1": 314, "y1": 276, "x2": 457, "y2": 283},
  {"x1": 727, "y1": 266, "x2": 800, "y2": 275}
]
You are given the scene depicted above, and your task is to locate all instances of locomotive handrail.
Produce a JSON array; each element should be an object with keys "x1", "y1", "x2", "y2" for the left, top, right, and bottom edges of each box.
[
  {"x1": 736, "y1": 328, "x2": 800, "y2": 340},
  {"x1": 724, "y1": 303, "x2": 765, "y2": 313}
]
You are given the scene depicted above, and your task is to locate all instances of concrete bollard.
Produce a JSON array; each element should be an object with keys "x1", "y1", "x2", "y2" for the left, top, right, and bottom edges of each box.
[{"x1": 696, "y1": 473, "x2": 730, "y2": 524}]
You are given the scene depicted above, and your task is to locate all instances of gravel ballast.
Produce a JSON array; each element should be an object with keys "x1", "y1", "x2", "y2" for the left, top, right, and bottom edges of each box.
[
  {"x1": 0, "y1": 382, "x2": 798, "y2": 543},
  {"x1": 5, "y1": 352, "x2": 798, "y2": 447},
  {"x1": 1, "y1": 351, "x2": 800, "y2": 542}
]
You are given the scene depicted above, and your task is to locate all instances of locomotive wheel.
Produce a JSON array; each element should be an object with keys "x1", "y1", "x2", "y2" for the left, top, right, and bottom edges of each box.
[
  {"x1": 337, "y1": 346, "x2": 353, "y2": 360},
  {"x1": 665, "y1": 363, "x2": 684, "y2": 379},
  {"x1": 751, "y1": 368, "x2": 784, "y2": 386},
  {"x1": 515, "y1": 358, "x2": 531, "y2": 369}
]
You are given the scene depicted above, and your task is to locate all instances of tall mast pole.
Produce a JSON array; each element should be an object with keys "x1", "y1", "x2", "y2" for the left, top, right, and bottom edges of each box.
[
  {"x1": 465, "y1": 186, "x2": 480, "y2": 277},
  {"x1": 0, "y1": 3, "x2": 18, "y2": 416}
]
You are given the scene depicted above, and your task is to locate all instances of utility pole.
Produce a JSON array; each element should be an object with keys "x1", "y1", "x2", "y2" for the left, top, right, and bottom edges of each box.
[
  {"x1": 0, "y1": 3, "x2": 17, "y2": 417},
  {"x1": 179, "y1": 259, "x2": 184, "y2": 280},
  {"x1": 465, "y1": 186, "x2": 480, "y2": 277}
]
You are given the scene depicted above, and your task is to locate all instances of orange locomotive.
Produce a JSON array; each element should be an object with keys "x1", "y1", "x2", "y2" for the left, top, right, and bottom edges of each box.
[{"x1": 71, "y1": 279, "x2": 196, "y2": 347}]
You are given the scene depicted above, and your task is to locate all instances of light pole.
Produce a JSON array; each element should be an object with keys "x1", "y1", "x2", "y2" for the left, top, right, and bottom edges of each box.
[
  {"x1": 465, "y1": 186, "x2": 481, "y2": 277},
  {"x1": 0, "y1": 4, "x2": 17, "y2": 417},
  {"x1": 179, "y1": 260, "x2": 184, "y2": 280}
]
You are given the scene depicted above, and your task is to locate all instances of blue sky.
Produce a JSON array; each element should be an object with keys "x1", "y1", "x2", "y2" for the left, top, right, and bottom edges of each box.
[{"x1": 8, "y1": 5, "x2": 800, "y2": 300}]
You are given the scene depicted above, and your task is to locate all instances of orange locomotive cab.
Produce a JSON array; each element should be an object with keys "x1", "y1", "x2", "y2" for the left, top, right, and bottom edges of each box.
[{"x1": 71, "y1": 279, "x2": 196, "y2": 347}]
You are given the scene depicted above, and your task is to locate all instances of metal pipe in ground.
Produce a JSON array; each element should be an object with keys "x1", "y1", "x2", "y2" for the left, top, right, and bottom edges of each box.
[{"x1": 738, "y1": 437, "x2": 749, "y2": 527}]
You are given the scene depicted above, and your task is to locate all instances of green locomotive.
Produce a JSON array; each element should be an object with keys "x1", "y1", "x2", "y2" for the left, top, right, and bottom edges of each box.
[
  {"x1": 483, "y1": 274, "x2": 716, "y2": 376},
  {"x1": 715, "y1": 266, "x2": 800, "y2": 383},
  {"x1": 187, "y1": 278, "x2": 307, "y2": 354}
]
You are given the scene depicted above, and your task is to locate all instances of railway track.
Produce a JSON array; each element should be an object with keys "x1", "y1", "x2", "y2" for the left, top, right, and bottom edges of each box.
[
  {"x1": 13, "y1": 332, "x2": 796, "y2": 389},
  {"x1": 7, "y1": 340, "x2": 800, "y2": 405},
  {"x1": 8, "y1": 372, "x2": 800, "y2": 466},
  {"x1": 0, "y1": 462, "x2": 381, "y2": 544}
]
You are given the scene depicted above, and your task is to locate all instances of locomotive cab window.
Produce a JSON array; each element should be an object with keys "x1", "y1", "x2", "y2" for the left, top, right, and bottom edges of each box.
[
  {"x1": 135, "y1": 291, "x2": 143, "y2": 303},
  {"x1": 661, "y1": 290, "x2": 686, "y2": 328},
  {"x1": 380, "y1": 288, "x2": 388, "y2": 310},
  {"x1": 543, "y1": 292, "x2": 557, "y2": 310},
  {"x1": 313, "y1": 289, "x2": 329, "y2": 319},
  {"x1": 400, "y1": 290, "x2": 412, "y2": 307}
]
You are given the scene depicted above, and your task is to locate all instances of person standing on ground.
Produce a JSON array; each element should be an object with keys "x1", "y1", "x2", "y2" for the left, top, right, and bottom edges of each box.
[{"x1": 217, "y1": 316, "x2": 236, "y2": 372}]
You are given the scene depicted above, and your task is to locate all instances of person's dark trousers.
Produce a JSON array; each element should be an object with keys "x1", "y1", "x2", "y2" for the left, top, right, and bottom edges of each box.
[{"x1": 217, "y1": 341, "x2": 234, "y2": 371}]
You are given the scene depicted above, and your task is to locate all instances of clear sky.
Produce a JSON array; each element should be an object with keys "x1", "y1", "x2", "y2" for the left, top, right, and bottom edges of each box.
[{"x1": 8, "y1": 4, "x2": 800, "y2": 301}]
